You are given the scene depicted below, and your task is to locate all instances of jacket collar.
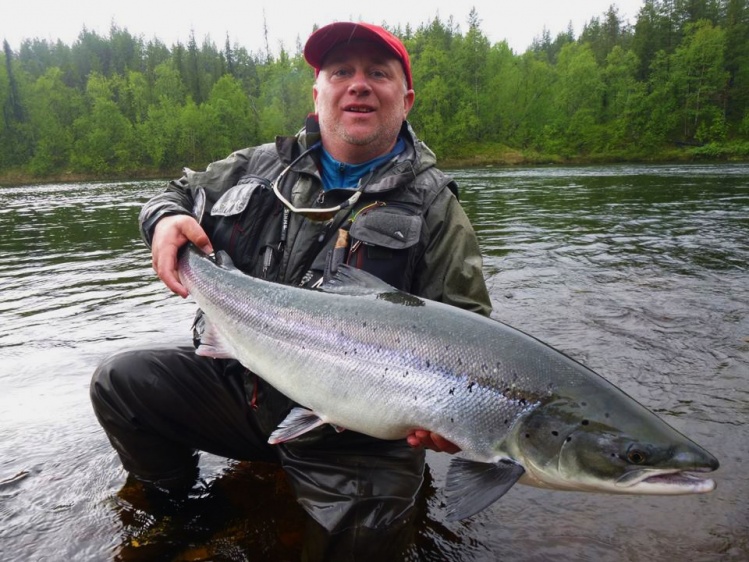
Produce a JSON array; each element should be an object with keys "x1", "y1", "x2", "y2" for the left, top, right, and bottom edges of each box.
[{"x1": 274, "y1": 120, "x2": 436, "y2": 195}]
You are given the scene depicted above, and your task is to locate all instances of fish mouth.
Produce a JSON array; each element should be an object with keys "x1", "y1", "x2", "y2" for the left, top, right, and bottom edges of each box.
[{"x1": 615, "y1": 468, "x2": 716, "y2": 494}]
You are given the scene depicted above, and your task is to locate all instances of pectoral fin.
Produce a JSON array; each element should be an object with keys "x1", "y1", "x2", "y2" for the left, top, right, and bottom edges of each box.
[
  {"x1": 445, "y1": 458, "x2": 525, "y2": 521},
  {"x1": 268, "y1": 407, "x2": 327, "y2": 445}
]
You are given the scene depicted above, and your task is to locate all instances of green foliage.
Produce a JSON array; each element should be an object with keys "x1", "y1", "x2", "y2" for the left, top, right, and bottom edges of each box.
[
  {"x1": 70, "y1": 73, "x2": 135, "y2": 173},
  {"x1": 204, "y1": 75, "x2": 258, "y2": 156},
  {"x1": 26, "y1": 67, "x2": 81, "y2": 174},
  {"x1": 671, "y1": 20, "x2": 729, "y2": 141},
  {"x1": 0, "y1": 0, "x2": 747, "y2": 179}
]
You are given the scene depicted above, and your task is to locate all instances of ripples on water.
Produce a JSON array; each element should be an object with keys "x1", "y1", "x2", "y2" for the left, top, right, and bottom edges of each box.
[
  {"x1": 0, "y1": 181, "x2": 195, "y2": 561},
  {"x1": 0, "y1": 166, "x2": 747, "y2": 561}
]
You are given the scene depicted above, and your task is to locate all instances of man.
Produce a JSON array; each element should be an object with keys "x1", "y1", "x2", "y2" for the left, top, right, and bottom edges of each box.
[{"x1": 91, "y1": 21, "x2": 491, "y2": 559}]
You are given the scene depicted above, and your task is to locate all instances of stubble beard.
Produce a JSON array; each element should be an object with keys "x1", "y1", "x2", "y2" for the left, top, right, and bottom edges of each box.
[{"x1": 332, "y1": 116, "x2": 403, "y2": 159}]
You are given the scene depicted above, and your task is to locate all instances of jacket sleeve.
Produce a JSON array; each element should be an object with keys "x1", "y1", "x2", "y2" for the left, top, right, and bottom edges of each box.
[
  {"x1": 138, "y1": 149, "x2": 253, "y2": 246},
  {"x1": 413, "y1": 188, "x2": 493, "y2": 317}
]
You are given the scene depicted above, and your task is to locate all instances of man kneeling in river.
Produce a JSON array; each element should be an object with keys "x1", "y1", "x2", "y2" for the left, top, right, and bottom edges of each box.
[{"x1": 90, "y1": 21, "x2": 491, "y2": 560}]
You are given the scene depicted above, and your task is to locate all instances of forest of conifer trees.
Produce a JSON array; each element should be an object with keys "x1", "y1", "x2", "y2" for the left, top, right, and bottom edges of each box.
[{"x1": 1, "y1": 0, "x2": 748, "y2": 180}]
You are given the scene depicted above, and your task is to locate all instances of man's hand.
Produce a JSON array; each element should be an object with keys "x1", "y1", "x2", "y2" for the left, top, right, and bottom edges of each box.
[
  {"x1": 151, "y1": 214, "x2": 213, "y2": 297},
  {"x1": 407, "y1": 430, "x2": 461, "y2": 454}
]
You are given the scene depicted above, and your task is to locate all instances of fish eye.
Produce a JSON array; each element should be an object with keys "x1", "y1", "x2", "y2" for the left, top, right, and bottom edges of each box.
[{"x1": 627, "y1": 450, "x2": 647, "y2": 464}]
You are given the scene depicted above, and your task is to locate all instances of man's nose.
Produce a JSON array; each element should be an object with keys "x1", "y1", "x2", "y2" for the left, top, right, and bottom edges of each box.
[{"x1": 347, "y1": 72, "x2": 372, "y2": 95}]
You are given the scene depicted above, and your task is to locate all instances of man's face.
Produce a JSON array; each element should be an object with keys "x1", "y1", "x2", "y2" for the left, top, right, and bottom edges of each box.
[{"x1": 313, "y1": 41, "x2": 415, "y2": 164}]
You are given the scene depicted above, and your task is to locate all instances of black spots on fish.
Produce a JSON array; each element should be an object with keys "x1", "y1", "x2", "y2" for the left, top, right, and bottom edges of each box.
[
  {"x1": 581, "y1": 419, "x2": 590, "y2": 426},
  {"x1": 481, "y1": 363, "x2": 488, "y2": 373},
  {"x1": 449, "y1": 388, "x2": 455, "y2": 395},
  {"x1": 425, "y1": 359, "x2": 431, "y2": 369},
  {"x1": 525, "y1": 433, "x2": 531, "y2": 439},
  {"x1": 604, "y1": 412, "x2": 610, "y2": 418},
  {"x1": 504, "y1": 419, "x2": 509, "y2": 425},
  {"x1": 581, "y1": 402, "x2": 588, "y2": 407},
  {"x1": 450, "y1": 417, "x2": 454, "y2": 423},
  {"x1": 467, "y1": 381, "x2": 476, "y2": 393},
  {"x1": 566, "y1": 436, "x2": 572, "y2": 443},
  {"x1": 362, "y1": 321, "x2": 367, "y2": 328},
  {"x1": 551, "y1": 431, "x2": 559, "y2": 437}
]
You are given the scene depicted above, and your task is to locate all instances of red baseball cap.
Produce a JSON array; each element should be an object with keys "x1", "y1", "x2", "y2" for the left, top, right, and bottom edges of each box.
[{"x1": 304, "y1": 22, "x2": 413, "y2": 90}]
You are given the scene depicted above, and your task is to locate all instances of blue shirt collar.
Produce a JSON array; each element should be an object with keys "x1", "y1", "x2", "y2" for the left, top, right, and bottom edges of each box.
[{"x1": 319, "y1": 137, "x2": 406, "y2": 190}]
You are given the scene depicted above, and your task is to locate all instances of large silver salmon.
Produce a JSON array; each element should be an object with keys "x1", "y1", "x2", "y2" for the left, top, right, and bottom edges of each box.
[{"x1": 178, "y1": 245, "x2": 719, "y2": 520}]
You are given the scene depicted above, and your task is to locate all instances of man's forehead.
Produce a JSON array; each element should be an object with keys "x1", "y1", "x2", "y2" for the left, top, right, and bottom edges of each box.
[{"x1": 321, "y1": 40, "x2": 400, "y2": 67}]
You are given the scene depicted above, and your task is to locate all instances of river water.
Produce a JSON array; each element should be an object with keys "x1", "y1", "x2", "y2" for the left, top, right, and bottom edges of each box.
[{"x1": 0, "y1": 164, "x2": 747, "y2": 561}]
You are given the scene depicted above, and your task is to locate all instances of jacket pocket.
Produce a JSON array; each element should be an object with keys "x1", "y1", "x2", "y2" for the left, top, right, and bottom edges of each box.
[
  {"x1": 208, "y1": 175, "x2": 280, "y2": 275},
  {"x1": 347, "y1": 205, "x2": 422, "y2": 290}
]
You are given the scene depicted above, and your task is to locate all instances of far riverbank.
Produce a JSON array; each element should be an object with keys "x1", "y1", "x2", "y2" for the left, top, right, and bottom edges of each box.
[{"x1": 2, "y1": 143, "x2": 748, "y2": 187}]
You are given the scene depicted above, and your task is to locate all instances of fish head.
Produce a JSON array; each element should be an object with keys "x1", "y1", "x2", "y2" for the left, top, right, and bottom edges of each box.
[{"x1": 510, "y1": 392, "x2": 719, "y2": 496}]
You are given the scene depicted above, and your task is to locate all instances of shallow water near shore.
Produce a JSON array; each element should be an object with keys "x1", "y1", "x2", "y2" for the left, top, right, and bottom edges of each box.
[{"x1": 0, "y1": 164, "x2": 747, "y2": 560}]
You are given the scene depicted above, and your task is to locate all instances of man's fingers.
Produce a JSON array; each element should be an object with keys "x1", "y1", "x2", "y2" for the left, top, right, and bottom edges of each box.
[
  {"x1": 182, "y1": 219, "x2": 213, "y2": 254},
  {"x1": 407, "y1": 430, "x2": 460, "y2": 454},
  {"x1": 151, "y1": 215, "x2": 209, "y2": 297},
  {"x1": 160, "y1": 253, "x2": 189, "y2": 298},
  {"x1": 406, "y1": 434, "x2": 421, "y2": 448}
]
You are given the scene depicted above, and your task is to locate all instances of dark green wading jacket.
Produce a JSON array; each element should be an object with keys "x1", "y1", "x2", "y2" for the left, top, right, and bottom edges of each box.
[{"x1": 140, "y1": 121, "x2": 492, "y2": 316}]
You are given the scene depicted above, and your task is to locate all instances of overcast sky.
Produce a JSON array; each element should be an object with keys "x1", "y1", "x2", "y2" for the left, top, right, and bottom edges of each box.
[{"x1": 3, "y1": 1, "x2": 645, "y2": 55}]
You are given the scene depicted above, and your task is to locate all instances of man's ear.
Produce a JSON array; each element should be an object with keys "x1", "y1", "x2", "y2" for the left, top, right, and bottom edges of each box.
[
  {"x1": 403, "y1": 90, "x2": 415, "y2": 118},
  {"x1": 312, "y1": 84, "x2": 320, "y2": 111}
]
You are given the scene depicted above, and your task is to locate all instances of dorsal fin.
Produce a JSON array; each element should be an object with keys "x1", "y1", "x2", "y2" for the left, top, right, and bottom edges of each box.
[
  {"x1": 319, "y1": 264, "x2": 398, "y2": 296},
  {"x1": 320, "y1": 265, "x2": 426, "y2": 307}
]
